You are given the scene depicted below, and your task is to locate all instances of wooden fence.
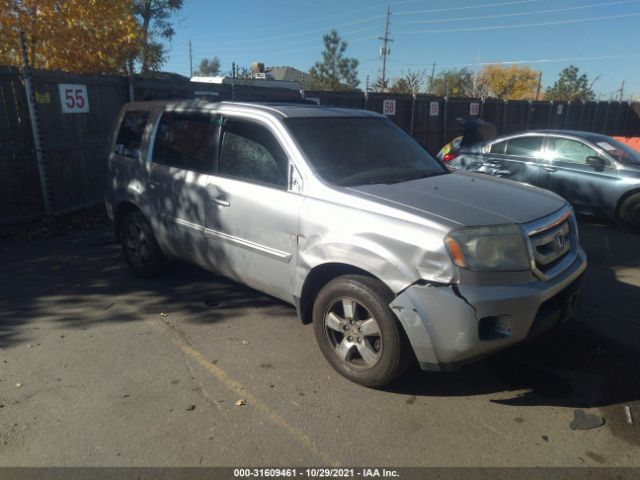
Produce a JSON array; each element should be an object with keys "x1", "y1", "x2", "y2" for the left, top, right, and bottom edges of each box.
[{"x1": 1, "y1": 65, "x2": 639, "y2": 224}]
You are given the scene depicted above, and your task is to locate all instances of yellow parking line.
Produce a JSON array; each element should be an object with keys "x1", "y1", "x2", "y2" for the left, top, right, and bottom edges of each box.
[{"x1": 168, "y1": 327, "x2": 341, "y2": 467}]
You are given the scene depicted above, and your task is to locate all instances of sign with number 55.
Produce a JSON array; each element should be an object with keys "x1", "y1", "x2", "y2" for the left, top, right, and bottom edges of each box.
[{"x1": 58, "y1": 84, "x2": 90, "y2": 113}]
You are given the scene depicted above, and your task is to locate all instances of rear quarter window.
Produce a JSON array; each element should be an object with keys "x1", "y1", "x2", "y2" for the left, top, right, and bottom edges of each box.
[{"x1": 115, "y1": 111, "x2": 149, "y2": 158}]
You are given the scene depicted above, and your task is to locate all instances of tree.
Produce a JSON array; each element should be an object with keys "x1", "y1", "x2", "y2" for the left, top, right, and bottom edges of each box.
[
  {"x1": 545, "y1": 65, "x2": 595, "y2": 102},
  {"x1": 193, "y1": 57, "x2": 221, "y2": 77},
  {"x1": 369, "y1": 77, "x2": 388, "y2": 93},
  {"x1": 389, "y1": 69, "x2": 426, "y2": 95},
  {"x1": 427, "y1": 68, "x2": 473, "y2": 97},
  {"x1": 308, "y1": 30, "x2": 359, "y2": 91},
  {"x1": 133, "y1": 0, "x2": 184, "y2": 73},
  {"x1": 479, "y1": 65, "x2": 540, "y2": 100},
  {"x1": 0, "y1": 0, "x2": 139, "y2": 74}
]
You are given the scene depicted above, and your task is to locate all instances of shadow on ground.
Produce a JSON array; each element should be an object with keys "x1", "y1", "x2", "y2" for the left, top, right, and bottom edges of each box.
[
  {"x1": 0, "y1": 225, "x2": 291, "y2": 349},
  {"x1": 1, "y1": 219, "x2": 639, "y2": 433}
]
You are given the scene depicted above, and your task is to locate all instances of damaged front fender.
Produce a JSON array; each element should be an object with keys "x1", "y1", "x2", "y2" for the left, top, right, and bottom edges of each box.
[{"x1": 389, "y1": 282, "x2": 480, "y2": 371}]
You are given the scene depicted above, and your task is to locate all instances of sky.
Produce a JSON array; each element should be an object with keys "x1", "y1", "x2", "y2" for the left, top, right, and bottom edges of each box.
[{"x1": 163, "y1": 0, "x2": 640, "y2": 100}]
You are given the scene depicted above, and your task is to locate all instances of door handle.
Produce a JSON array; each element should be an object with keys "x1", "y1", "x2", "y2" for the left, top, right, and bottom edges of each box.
[
  {"x1": 486, "y1": 160, "x2": 503, "y2": 165},
  {"x1": 212, "y1": 197, "x2": 230, "y2": 207},
  {"x1": 543, "y1": 166, "x2": 558, "y2": 173}
]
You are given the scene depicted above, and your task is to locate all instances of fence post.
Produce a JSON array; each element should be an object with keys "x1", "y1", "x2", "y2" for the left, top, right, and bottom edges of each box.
[
  {"x1": 622, "y1": 101, "x2": 632, "y2": 137},
  {"x1": 563, "y1": 102, "x2": 571, "y2": 129},
  {"x1": 578, "y1": 101, "x2": 586, "y2": 131},
  {"x1": 442, "y1": 97, "x2": 448, "y2": 144},
  {"x1": 603, "y1": 101, "x2": 611, "y2": 134},
  {"x1": 364, "y1": 91, "x2": 368, "y2": 110},
  {"x1": 502, "y1": 99, "x2": 508, "y2": 135},
  {"x1": 591, "y1": 101, "x2": 599, "y2": 132},
  {"x1": 546, "y1": 101, "x2": 554, "y2": 128},
  {"x1": 19, "y1": 31, "x2": 53, "y2": 224},
  {"x1": 410, "y1": 94, "x2": 416, "y2": 136},
  {"x1": 127, "y1": 57, "x2": 135, "y2": 102}
]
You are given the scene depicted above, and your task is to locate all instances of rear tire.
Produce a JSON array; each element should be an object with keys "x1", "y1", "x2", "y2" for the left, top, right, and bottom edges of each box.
[
  {"x1": 312, "y1": 275, "x2": 412, "y2": 387},
  {"x1": 120, "y1": 210, "x2": 167, "y2": 278},
  {"x1": 619, "y1": 193, "x2": 640, "y2": 232}
]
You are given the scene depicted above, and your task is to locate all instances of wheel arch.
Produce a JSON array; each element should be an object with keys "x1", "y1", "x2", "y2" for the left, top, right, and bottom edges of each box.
[
  {"x1": 114, "y1": 200, "x2": 143, "y2": 241},
  {"x1": 614, "y1": 188, "x2": 640, "y2": 218},
  {"x1": 296, "y1": 262, "x2": 394, "y2": 325}
]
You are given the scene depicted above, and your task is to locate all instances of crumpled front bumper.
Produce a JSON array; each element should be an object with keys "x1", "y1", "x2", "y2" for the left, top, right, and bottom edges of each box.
[{"x1": 390, "y1": 248, "x2": 587, "y2": 371}]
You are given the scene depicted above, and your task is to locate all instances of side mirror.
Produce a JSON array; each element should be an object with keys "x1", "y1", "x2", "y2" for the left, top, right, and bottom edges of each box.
[{"x1": 586, "y1": 156, "x2": 606, "y2": 171}]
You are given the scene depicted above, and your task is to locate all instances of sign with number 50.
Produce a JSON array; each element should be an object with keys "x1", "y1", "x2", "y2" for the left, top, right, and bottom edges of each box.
[{"x1": 58, "y1": 84, "x2": 90, "y2": 113}]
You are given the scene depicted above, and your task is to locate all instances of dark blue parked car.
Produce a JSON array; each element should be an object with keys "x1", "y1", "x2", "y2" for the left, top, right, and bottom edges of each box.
[{"x1": 447, "y1": 130, "x2": 640, "y2": 230}]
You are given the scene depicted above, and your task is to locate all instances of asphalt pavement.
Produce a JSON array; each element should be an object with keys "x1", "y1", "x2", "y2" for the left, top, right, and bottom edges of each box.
[{"x1": 1, "y1": 218, "x2": 639, "y2": 466}]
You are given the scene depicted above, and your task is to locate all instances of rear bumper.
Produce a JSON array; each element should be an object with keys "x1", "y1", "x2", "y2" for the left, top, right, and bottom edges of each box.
[{"x1": 390, "y1": 248, "x2": 587, "y2": 371}]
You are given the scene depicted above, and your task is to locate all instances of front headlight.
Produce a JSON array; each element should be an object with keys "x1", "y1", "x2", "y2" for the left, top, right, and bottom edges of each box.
[{"x1": 445, "y1": 224, "x2": 531, "y2": 272}]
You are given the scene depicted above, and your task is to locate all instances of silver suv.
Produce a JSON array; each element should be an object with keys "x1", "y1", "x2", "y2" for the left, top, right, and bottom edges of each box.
[{"x1": 106, "y1": 100, "x2": 587, "y2": 386}]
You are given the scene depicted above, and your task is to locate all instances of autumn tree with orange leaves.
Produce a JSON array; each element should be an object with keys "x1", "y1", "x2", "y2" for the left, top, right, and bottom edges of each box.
[
  {"x1": 478, "y1": 65, "x2": 541, "y2": 100},
  {"x1": 0, "y1": 0, "x2": 140, "y2": 74}
]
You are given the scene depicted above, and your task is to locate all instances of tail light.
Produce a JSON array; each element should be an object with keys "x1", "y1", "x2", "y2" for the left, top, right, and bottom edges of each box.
[{"x1": 442, "y1": 152, "x2": 459, "y2": 163}]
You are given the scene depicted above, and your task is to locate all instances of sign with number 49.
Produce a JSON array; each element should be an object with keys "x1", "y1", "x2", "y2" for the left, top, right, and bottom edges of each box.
[{"x1": 59, "y1": 84, "x2": 90, "y2": 113}]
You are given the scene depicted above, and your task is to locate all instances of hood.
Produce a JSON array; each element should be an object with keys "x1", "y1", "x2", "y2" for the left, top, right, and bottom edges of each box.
[{"x1": 347, "y1": 170, "x2": 566, "y2": 227}]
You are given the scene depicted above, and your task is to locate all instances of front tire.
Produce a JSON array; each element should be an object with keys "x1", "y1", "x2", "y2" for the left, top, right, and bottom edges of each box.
[
  {"x1": 619, "y1": 193, "x2": 640, "y2": 232},
  {"x1": 312, "y1": 275, "x2": 412, "y2": 387},
  {"x1": 120, "y1": 210, "x2": 167, "y2": 278}
]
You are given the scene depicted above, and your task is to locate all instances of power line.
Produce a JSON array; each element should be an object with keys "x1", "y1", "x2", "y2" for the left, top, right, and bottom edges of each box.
[
  {"x1": 191, "y1": 25, "x2": 380, "y2": 54},
  {"x1": 394, "y1": 0, "x2": 640, "y2": 25},
  {"x1": 263, "y1": 0, "x2": 426, "y2": 29},
  {"x1": 193, "y1": 19, "x2": 383, "y2": 49},
  {"x1": 389, "y1": 52, "x2": 640, "y2": 70},
  {"x1": 394, "y1": 0, "x2": 541, "y2": 17},
  {"x1": 395, "y1": 11, "x2": 640, "y2": 34},
  {"x1": 187, "y1": 0, "x2": 541, "y2": 51}
]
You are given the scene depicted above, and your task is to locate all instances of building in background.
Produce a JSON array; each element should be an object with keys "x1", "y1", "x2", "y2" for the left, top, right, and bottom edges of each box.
[{"x1": 191, "y1": 62, "x2": 306, "y2": 91}]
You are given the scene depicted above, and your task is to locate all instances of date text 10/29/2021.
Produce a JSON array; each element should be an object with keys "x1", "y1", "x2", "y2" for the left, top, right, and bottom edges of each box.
[{"x1": 233, "y1": 468, "x2": 400, "y2": 478}]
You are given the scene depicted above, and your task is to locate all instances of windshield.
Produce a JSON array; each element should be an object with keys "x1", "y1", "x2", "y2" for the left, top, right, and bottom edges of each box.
[
  {"x1": 284, "y1": 117, "x2": 447, "y2": 186},
  {"x1": 587, "y1": 135, "x2": 640, "y2": 166}
]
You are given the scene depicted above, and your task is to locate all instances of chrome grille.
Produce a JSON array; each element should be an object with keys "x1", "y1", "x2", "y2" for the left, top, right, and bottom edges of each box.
[
  {"x1": 530, "y1": 220, "x2": 571, "y2": 268},
  {"x1": 523, "y1": 207, "x2": 577, "y2": 280}
]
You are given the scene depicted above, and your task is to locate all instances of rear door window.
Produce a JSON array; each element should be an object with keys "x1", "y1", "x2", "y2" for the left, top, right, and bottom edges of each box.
[
  {"x1": 504, "y1": 136, "x2": 543, "y2": 159},
  {"x1": 152, "y1": 112, "x2": 218, "y2": 173},
  {"x1": 115, "y1": 111, "x2": 149, "y2": 158},
  {"x1": 489, "y1": 140, "x2": 507, "y2": 154}
]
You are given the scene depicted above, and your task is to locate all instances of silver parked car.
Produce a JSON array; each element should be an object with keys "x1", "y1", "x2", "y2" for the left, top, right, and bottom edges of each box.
[
  {"x1": 106, "y1": 101, "x2": 587, "y2": 386},
  {"x1": 447, "y1": 130, "x2": 640, "y2": 230}
]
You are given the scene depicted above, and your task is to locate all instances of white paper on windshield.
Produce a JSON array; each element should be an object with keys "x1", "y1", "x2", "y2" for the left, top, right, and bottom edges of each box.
[{"x1": 597, "y1": 142, "x2": 617, "y2": 151}]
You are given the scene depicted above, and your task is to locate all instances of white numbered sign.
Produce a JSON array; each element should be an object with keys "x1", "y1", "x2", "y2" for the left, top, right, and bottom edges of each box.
[
  {"x1": 383, "y1": 99, "x2": 396, "y2": 116},
  {"x1": 429, "y1": 101, "x2": 439, "y2": 116},
  {"x1": 557, "y1": 104, "x2": 564, "y2": 115},
  {"x1": 469, "y1": 102, "x2": 480, "y2": 116},
  {"x1": 59, "y1": 84, "x2": 90, "y2": 113}
]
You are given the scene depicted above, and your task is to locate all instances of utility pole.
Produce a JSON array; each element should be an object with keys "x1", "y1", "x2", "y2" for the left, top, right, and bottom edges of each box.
[
  {"x1": 231, "y1": 62, "x2": 236, "y2": 101},
  {"x1": 429, "y1": 62, "x2": 436, "y2": 94},
  {"x1": 365, "y1": 75, "x2": 370, "y2": 92},
  {"x1": 619, "y1": 80, "x2": 625, "y2": 101},
  {"x1": 379, "y1": 5, "x2": 393, "y2": 92},
  {"x1": 189, "y1": 39, "x2": 193, "y2": 78},
  {"x1": 535, "y1": 71, "x2": 542, "y2": 101}
]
